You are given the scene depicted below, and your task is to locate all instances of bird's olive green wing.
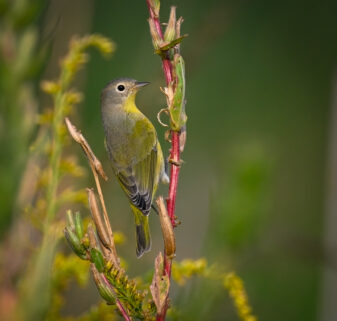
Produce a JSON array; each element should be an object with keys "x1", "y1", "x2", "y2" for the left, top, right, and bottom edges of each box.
[{"x1": 117, "y1": 144, "x2": 158, "y2": 216}]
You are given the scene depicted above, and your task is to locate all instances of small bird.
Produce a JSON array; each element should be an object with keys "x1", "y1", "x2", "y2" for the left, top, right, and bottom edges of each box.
[{"x1": 100, "y1": 78, "x2": 169, "y2": 258}]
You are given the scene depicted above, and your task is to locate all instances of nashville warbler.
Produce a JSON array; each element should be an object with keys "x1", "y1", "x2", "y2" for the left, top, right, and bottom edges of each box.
[{"x1": 101, "y1": 78, "x2": 169, "y2": 257}]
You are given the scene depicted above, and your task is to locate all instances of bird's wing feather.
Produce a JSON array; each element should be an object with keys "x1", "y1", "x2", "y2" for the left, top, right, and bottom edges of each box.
[
  {"x1": 104, "y1": 112, "x2": 160, "y2": 216},
  {"x1": 116, "y1": 144, "x2": 158, "y2": 216}
]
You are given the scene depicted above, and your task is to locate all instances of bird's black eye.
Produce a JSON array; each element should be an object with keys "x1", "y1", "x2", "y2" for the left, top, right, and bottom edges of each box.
[{"x1": 117, "y1": 84, "x2": 125, "y2": 92}]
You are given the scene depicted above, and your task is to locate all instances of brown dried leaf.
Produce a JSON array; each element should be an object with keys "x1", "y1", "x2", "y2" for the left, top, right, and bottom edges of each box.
[{"x1": 150, "y1": 252, "x2": 170, "y2": 314}]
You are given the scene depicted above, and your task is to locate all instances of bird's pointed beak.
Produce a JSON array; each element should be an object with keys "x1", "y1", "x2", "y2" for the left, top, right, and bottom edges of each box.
[{"x1": 134, "y1": 81, "x2": 150, "y2": 89}]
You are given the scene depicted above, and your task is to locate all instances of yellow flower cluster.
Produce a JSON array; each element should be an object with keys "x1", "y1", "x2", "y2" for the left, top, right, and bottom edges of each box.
[
  {"x1": 172, "y1": 259, "x2": 257, "y2": 321},
  {"x1": 40, "y1": 34, "x2": 115, "y2": 224},
  {"x1": 61, "y1": 35, "x2": 115, "y2": 87},
  {"x1": 41, "y1": 34, "x2": 115, "y2": 96},
  {"x1": 223, "y1": 272, "x2": 257, "y2": 321},
  {"x1": 171, "y1": 258, "x2": 208, "y2": 285},
  {"x1": 23, "y1": 35, "x2": 115, "y2": 320}
]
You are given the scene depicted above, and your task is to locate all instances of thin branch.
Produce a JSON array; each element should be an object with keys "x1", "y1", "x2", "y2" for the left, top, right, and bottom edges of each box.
[
  {"x1": 65, "y1": 117, "x2": 107, "y2": 181},
  {"x1": 65, "y1": 117, "x2": 119, "y2": 268}
]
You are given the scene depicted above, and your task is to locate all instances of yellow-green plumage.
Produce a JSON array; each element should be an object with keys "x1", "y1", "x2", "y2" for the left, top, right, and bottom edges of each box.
[{"x1": 100, "y1": 78, "x2": 168, "y2": 257}]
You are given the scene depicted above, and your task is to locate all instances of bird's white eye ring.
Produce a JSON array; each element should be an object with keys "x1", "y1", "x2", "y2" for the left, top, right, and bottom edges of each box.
[{"x1": 117, "y1": 84, "x2": 125, "y2": 92}]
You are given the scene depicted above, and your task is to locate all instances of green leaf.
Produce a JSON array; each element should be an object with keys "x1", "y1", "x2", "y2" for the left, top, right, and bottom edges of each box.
[
  {"x1": 74, "y1": 211, "x2": 83, "y2": 239},
  {"x1": 170, "y1": 54, "x2": 187, "y2": 131},
  {"x1": 90, "y1": 248, "x2": 104, "y2": 272},
  {"x1": 155, "y1": 35, "x2": 187, "y2": 53},
  {"x1": 64, "y1": 227, "x2": 86, "y2": 259},
  {"x1": 66, "y1": 209, "x2": 75, "y2": 229}
]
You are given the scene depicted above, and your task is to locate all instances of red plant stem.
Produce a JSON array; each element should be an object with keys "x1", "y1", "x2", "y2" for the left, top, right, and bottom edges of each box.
[
  {"x1": 157, "y1": 133, "x2": 179, "y2": 321},
  {"x1": 162, "y1": 58, "x2": 173, "y2": 84},
  {"x1": 166, "y1": 131, "x2": 180, "y2": 225},
  {"x1": 156, "y1": 302, "x2": 169, "y2": 321},
  {"x1": 102, "y1": 274, "x2": 131, "y2": 321},
  {"x1": 146, "y1": 2, "x2": 182, "y2": 320},
  {"x1": 145, "y1": 1, "x2": 178, "y2": 223},
  {"x1": 116, "y1": 301, "x2": 131, "y2": 321},
  {"x1": 146, "y1": 0, "x2": 173, "y2": 85},
  {"x1": 146, "y1": 1, "x2": 163, "y2": 35}
]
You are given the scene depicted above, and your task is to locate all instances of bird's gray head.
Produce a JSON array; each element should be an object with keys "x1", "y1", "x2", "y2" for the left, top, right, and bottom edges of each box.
[{"x1": 101, "y1": 78, "x2": 150, "y2": 107}]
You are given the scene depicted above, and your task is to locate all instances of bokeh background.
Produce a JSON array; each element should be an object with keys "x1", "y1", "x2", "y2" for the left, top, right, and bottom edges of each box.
[{"x1": 1, "y1": 0, "x2": 337, "y2": 320}]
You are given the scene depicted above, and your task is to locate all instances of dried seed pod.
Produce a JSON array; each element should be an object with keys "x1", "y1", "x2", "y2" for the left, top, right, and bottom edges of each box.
[
  {"x1": 87, "y1": 188, "x2": 110, "y2": 248},
  {"x1": 156, "y1": 196, "x2": 176, "y2": 258},
  {"x1": 150, "y1": 252, "x2": 170, "y2": 314},
  {"x1": 164, "y1": 6, "x2": 176, "y2": 42},
  {"x1": 91, "y1": 264, "x2": 116, "y2": 304}
]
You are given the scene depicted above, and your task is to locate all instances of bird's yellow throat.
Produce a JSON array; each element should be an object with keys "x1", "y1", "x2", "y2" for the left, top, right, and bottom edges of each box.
[{"x1": 123, "y1": 93, "x2": 139, "y2": 113}]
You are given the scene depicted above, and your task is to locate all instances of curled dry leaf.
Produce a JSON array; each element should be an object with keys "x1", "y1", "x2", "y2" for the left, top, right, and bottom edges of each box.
[
  {"x1": 65, "y1": 117, "x2": 120, "y2": 268},
  {"x1": 157, "y1": 108, "x2": 170, "y2": 127}
]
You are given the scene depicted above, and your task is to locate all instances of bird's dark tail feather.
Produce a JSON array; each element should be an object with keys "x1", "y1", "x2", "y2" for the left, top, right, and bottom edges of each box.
[{"x1": 132, "y1": 206, "x2": 151, "y2": 258}]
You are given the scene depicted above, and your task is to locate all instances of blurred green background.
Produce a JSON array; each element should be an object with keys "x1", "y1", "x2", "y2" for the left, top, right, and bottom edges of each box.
[{"x1": 2, "y1": 0, "x2": 337, "y2": 320}]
